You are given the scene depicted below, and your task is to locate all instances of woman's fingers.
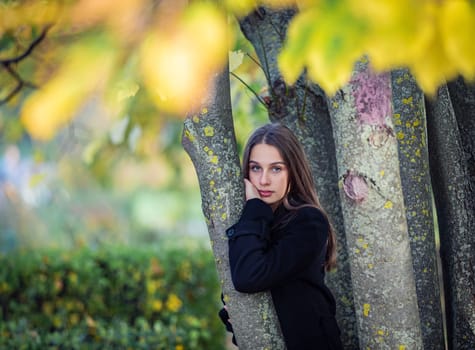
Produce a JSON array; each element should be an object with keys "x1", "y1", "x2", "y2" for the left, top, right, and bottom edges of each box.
[{"x1": 244, "y1": 179, "x2": 259, "y2": 200}]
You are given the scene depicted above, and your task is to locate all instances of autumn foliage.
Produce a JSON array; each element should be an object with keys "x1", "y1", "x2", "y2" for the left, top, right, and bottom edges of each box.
[{"x1": 0, "y1": 0, "x2": 474, "y2": 140}]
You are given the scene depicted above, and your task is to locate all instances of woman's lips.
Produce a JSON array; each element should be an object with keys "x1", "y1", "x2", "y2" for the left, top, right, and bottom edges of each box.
[{"x1": 258, "y1": 190, "x2": 273, "y2": 198}]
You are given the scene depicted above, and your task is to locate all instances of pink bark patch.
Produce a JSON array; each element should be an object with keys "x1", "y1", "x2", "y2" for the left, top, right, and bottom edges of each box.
[
  {"x1": 351, "y1": 70, "x2": 392, "y2": 127},
  {"x1": 343, "y1": 170, "x2": 369, "y2": 203}
]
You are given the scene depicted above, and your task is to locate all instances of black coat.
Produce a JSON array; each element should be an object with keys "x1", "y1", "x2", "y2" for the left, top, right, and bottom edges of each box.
[{"x1": 226, "y1": 198, "x2": 343, "y2": 350}]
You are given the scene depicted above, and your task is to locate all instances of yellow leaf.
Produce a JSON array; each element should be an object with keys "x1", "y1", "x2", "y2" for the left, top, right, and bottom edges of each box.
[
  {"x1": 69, "y1": 0, "x2": 145, "y2": 39},
  {"x1": 0, "y1": 2, "x2": 62, "y2": 32},
  {"x1": 21, "y1": 39, "x2": 118, "y2": 140},
  {"x1": 166, "y1": 293, "x2": 182, "y2": 312},
  {"x1": 116, "y1": 82, "x2": 140, "y2": 102},
  {"x1": 359, "y1": 0, "x2": 435, "y2": 71},
  {"x1": 224, "y1": 0, "x2": 256, "y2": 17},
  {"x1": 279, "y1": 3, "x2": 366, "y2": 94},
  {"x1": 439, "y1": 0, "x2": 475, "y2": 79},
  {"x1": 229, "y1": 50, "x2": 244, "y2": 72},
  {"x1": 140, "y1": 2, "x2": 229, "y2": 114},
  {"x1": 279, "y1": 10, "x2": 317, "y2": 84},
  {"x1": 408, "y1": 34, "x2": 457, "y2": 95},
  {"x1": 152, "y1": 299, "x2": 163, "y2": 312}
]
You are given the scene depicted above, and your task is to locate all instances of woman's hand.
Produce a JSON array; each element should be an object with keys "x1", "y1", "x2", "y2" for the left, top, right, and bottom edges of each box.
[{"x1": 244, "y1": 178, "x2": 260, "y2": 201}]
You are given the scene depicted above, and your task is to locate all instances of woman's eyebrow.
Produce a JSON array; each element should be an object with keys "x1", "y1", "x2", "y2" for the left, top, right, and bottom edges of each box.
[{"x1": 249, "y1": 160, "x2": 286, "y2": 165}]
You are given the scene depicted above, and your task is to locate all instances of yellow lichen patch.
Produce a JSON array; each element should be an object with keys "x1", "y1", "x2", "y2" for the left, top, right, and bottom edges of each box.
[
  {"x1": 210, "y1": 155, "x2": 218, "y2": 164},
  {"x1": 402, "y1": 97, "x2": 413, "y2": 105},
  {"x1": 201, "y1": 107, "x2": 208, "y2": 114},
  {"x1": 332, "y1": 101, "x2": 339, "y2": 109},
  {"x1": 384, "y1": 200, "x2": 393, "y2": 209},
  {"x1": 399, "y1": 345, "x2": 406, "y2": 350},
  {"x1": 377, "y1": 329, "x2": 385, "y2": 336},
  {"x1": 341, "y1": 295, "x2": 351, "y2": 306},
  {"x1": 367, "y1": 263, "x2": 374, "y2": 269},
  {"x1": 396, "y1": 131, "x2": 405, "y2": 140},
  {"x1": 204, "y1": 125, "x2": 214, "y2": 137},
  {"x1": 192, "y1": 115, "x2": 200, "y2": 123},
  {"x1": 209, "y1": 180, "x2": 215, "y2": 187},
  {"x1": 363, "y1": 303, "x2": 370, "y2": 317},
  {"x1": 413, "y1": 119, "x2": 420, "y2": 127},
  {"x1": 184, "y1": 129, "x2": 195, "y2": 142},
  {"x1": 221, "y1": 213, "x2": 227, "y2": 221}
]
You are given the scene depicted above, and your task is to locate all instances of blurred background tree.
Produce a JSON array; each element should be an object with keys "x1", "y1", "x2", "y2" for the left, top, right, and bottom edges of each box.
[{"x1": 0, "y1": 0, "x2": 271, "y2": 251}]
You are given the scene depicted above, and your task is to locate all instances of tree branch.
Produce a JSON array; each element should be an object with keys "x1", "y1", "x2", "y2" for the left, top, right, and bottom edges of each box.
[
  {"x1": 0, "y1": 25, "x2": 52, "y2": 65},
  {"x1": 0, "y1": 25, "x2": 50, "y2": 105},
  {"x1": 230, "y1": 71, "x2": 268, "y2": 108}
]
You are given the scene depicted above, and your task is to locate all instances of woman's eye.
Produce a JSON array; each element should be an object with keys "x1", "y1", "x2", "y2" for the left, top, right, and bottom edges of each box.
[
  {"x1": 250, "y1": 165, "x2": 261, "y2": 172},
  {"x1": 272, "y1": 167, "x2": 282, "y2": 173}
]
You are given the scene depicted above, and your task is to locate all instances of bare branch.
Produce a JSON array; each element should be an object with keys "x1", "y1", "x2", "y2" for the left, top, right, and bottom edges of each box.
[
  {"x1": 230, "y1": 71, "x2": 268, "y2": 108},
  {"x1": 0, "y1": 82, "x2": 24, "y2": 105},
  {"x1": 0, "y1": 25, "x2": 50, "y2": 105},
  {"x1": 0, "y1": 25, "x2": 52, "y2": 65}
]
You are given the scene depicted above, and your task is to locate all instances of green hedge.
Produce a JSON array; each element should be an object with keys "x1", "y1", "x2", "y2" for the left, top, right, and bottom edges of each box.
[{"x1": 0, "y1": 244, "x2": 224, "y2": 349}]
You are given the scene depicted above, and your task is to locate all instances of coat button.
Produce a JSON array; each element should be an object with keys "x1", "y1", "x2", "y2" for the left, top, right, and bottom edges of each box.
[{"x1": 226, "y1": 228, "x2": 235, "y2": 238}]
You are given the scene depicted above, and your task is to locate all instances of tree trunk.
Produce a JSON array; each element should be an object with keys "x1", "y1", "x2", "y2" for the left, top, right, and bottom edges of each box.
[
  {"x1": 425, "y1": 82, "x2": 475, "y2": 349},
  {"x1": 391, "y1": 69, "x2": 445, "y2": 349},
  {"x1": 327, "y1": 60, "x2": 423, "y2": 349},
  {"x1": 239, "y1": 8, "x2": 359, "y2": 348},
  {"x1": 182, "y1": 67, "x2": 285, "y2": 349}
]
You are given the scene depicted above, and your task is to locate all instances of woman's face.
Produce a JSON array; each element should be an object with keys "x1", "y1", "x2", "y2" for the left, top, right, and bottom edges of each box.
[{"x1": 248, "y1": 143, "x2": 289, "y2": 209}]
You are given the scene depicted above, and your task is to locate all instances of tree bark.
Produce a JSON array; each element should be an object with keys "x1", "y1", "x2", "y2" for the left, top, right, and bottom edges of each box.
[
  {"x1": 391, "y1": 69, "x2": 445, "y2": 349},
  {"x1": 425, "y1": 82, "x2": 475, "y2": 349},
  {"x1": 239, "y1": 8, "x2": 359, "y2": 348},
  {"x1": 182, "y1": 66, "x2": 285, "y2": 349},
  {"x1": 327, "y1": 60, "x2": 423, "y2": 349}
]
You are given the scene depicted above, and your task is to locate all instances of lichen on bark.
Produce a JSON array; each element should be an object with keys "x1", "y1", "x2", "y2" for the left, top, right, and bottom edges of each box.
[
  {"x1": 391, "y1": 68, "x2": 444, "y2": 349},
  {"x1": 182, "y1": 67, "x2": 285, "y2": 350},
  {"x1": 327, "y1": 59, "x2": 423, "y2": 349}
]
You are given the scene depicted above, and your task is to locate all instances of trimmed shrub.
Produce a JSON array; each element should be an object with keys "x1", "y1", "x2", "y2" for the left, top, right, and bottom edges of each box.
[{"x1": 0, "y1": 244, "x2": 224, "y2": 349}]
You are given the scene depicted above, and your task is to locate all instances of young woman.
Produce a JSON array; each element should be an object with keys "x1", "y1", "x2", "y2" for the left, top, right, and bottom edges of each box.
[{"x1": 220, "y1": 123, "x2": 343, "y2": 350}]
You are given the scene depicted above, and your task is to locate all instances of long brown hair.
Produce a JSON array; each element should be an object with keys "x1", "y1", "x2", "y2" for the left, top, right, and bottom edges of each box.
[{"x1": 242, "y1": 123, "x2": 337, "y2": 271}]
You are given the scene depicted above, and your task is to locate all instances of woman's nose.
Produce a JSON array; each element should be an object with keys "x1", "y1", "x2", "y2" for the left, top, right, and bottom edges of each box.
[{"x1": 260, "y1": 170, "x2": 270, "y2": 185}]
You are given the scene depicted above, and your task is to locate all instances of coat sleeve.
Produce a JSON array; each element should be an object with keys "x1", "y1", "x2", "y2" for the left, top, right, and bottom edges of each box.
[{"x1": 227, "y1": 198, "x2": 328, "y2": 293}]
